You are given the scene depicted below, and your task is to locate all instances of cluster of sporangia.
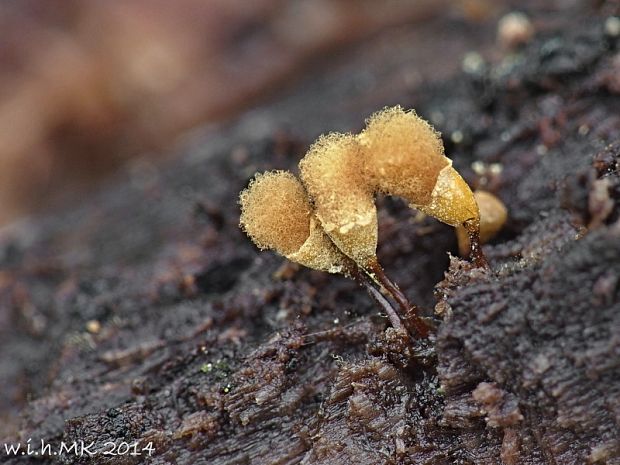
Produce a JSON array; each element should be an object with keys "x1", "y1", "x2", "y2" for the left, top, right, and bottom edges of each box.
[{"x1": 239, "y1": 107, "x2": 506, "y2": 339}]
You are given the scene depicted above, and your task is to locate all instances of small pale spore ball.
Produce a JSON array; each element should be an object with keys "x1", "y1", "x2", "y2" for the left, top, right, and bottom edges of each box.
[{"x1": 497, "y1": 12, "x2": 534, "y2": 50}]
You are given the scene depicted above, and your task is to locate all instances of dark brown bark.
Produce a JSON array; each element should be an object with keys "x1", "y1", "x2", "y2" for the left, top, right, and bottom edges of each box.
[{"x1": 1, "y1": 2, "x2": 619, "y2": 464}]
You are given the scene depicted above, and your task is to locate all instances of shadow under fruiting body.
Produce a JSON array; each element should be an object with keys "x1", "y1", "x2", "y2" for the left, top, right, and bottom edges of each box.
[{"x1": 239, "y1": 106, "x2": 503, "y2": 339}]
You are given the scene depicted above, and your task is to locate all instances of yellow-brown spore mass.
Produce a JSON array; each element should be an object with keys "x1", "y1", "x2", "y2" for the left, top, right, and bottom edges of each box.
[
  {"x1": 239, "y1": 171, "x2": 310, "y2": 255},
  {"x1": 299, "y1": 133, "x2": 378, "y2": 266},
  {"x1": 239, "y1": 170, "x2": 349, "y2": 274},
  {"x1": 358, "y1": 106, "x2": 450, "y2": 206}
]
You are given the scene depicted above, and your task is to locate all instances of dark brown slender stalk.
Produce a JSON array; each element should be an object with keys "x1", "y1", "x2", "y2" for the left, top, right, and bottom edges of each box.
[
  {"x1": 356, "y1": 273, "x2": 409, "y2": 336},
  {"x1": 345, "y1": 261, "x2": 411, "y2": 336},
  {"x1": 463, "y1": 218, "x2": 489, "y2": 269},
  {"x1": 365, "y1": 258, "x2": 430, "y2": 338}
]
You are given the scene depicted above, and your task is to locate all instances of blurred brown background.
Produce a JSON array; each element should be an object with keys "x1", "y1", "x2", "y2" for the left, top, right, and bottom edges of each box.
[
  {"x1": 0, "y1": 0, "x2": 525, "y2": 224},
  {"x1": 5, "y1": 0, "x2": 595, "y2": 227}
]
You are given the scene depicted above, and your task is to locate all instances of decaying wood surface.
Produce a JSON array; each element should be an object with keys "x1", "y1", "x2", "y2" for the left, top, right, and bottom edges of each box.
[{"x1": 0, "y1": 2, "x2": 618, "y2": 464}]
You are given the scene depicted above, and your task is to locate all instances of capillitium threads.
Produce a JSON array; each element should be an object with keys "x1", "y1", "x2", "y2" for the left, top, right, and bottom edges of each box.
[{"x1": 239, "y1": 170, "x2": 349, "y2": 275}]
